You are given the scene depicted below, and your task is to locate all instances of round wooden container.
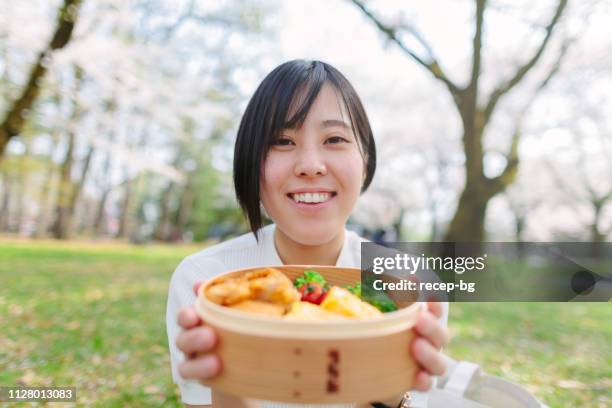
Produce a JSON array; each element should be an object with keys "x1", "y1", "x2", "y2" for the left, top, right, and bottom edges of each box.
[{"x1": 196, "y1": 265, "x2": 423, "y2": 405}]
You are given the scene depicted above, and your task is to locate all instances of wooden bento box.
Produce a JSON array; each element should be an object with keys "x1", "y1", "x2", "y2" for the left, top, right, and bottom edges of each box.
[{"x1": 195, "y1": 265, "x2": 422, "y2": 405}]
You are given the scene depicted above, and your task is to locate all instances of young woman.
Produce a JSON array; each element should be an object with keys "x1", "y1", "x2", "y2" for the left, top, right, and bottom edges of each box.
[{"x1": 166, "y1": 60, "x2": 449, "y2": 407}]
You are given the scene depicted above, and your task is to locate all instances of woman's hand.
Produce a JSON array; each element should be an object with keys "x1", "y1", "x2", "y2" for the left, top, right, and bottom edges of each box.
[
  {"x1": 410, "y1": 301, "x2": 449, "y2": 391},
  {"x1": 176, "y1": 282, "x2": 222, "y2": 381}
]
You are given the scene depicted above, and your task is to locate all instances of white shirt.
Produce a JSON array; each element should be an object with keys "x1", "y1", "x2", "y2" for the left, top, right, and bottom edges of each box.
[{"x1": 166, "y1": 224, "x2": 448, "y2": 407}]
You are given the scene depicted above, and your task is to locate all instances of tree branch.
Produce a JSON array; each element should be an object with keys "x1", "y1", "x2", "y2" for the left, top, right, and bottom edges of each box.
[
  {"x1": 469, "y1": 0, "x2": 487, "y2": 92},
  {"x1": 349, "y1": 0, "x2": 461, "y2": 97},
  {"x1": 483, "y1": 0, "x2": 568, "y2": 120},
  {"x1": 534, "y1": 38, "x2": 572, "y2": 94},
  {"x1": 486, "y1": 37, "x2": 570, "y2": 193},
  {"x1": 571, "y1": 125, "x2": 612, "y2": 211},
  {"x1": 487, "y1": 120, "x2": 520, "y2": 195},
  {"x1": 161, "y1": 0, "x2": 257, "y2": 42},
  {"x1": 161, "y1": 0, "x2": 196, "y2": 41}
]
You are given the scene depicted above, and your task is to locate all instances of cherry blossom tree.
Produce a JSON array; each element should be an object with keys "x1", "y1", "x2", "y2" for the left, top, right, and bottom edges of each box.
[{"x1": 350, "y1": 0, "x2": 574, "y2": 242}]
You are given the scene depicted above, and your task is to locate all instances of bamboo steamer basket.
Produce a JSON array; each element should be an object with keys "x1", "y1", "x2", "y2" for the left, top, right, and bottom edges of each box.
[{"x1": 196, "y1": 265, "x2": 423, "y2": 405}]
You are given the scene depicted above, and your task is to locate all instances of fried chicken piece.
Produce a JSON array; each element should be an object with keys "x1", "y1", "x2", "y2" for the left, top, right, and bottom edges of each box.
[
  {"x1": 229, "y1": 300, "x2": 286, "y2": 317},
  {"x1": 245, "y1": 268, "x2": 300, "y2": 306},
  {"x1": 205, "y1": 276, "x2": 251, "y2": 306},
  {"x1": 205, "y1": 268, "x2": 299, "y2": 308}
]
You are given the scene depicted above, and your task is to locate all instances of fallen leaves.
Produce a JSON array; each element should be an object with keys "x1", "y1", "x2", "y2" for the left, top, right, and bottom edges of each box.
[
  {"x1": 18, "y1": 370, "x2": 36, "y2": 385},
  {"x1": 556, "y1": 379, "x2": 588, "y2": 390},
  {"x1": 16, "y1": 370, "x2": 53, "y2": 386},
  {"x1": 65, "y1": 320, "x2": 81, "y2": 330},
  {"x1": 91, "y1": 354, "x2": 102, "y2": 365},
  {"x1": 143, "y1": 384, "x2": 161, "y2": 395},
  {"x1": 84, "y1": 289, "x2": 104, "y2": 301},
  {"x1": 9, "y1": 303, "x2": 24, "y2": 316}
]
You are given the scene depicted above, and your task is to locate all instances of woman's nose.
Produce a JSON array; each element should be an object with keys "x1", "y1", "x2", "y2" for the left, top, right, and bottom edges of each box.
[{"x1": 294, "y1": 147, "x2": 327, "y2": 177}]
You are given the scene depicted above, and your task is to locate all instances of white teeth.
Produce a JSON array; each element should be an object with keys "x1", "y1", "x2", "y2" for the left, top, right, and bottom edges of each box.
[{"x1": 291, "y1": 192, "x2": 331, "y2": 204}]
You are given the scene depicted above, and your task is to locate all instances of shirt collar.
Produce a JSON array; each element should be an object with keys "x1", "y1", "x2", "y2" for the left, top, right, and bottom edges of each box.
[{"x1": 264, "y1": 224, "x2": 356, "y2": 267}]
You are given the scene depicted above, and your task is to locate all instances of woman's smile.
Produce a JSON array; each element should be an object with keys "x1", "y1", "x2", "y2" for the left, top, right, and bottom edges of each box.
[{"x1": 286, "y1": 190, "x2": 338, "y2": 211}]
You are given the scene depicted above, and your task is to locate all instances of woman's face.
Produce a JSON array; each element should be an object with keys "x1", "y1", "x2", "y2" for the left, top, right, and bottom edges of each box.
[{"x1": 260, "y1": 82, "x2": 365, "y2": 246}]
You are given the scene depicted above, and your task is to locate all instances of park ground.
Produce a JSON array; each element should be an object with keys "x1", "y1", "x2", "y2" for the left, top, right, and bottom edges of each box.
[{"x1": 0, "y1": 239, "x2": 610, "y2": 407}]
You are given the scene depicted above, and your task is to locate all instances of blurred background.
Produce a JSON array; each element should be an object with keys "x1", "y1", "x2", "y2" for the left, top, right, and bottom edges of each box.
[{"x1": 0, "y1": 0, "x2": 610, "y2": 407}]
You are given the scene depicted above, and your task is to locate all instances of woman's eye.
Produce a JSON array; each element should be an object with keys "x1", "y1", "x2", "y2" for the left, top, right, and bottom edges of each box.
[
  {"x1": 271, "y1": 137, "x2": 295, "y2": 146},
  {"x1": 325, "y1": 136, "x2": 348, "y2": 144}
]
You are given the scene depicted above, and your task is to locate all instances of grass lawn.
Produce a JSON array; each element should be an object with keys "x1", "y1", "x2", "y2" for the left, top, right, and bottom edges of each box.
[{"x1": 0, "y1": 239, "x2": 610, "y2": 407}]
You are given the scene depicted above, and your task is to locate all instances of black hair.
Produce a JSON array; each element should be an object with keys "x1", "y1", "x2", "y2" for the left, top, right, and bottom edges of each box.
[{"x1": 233, "y1": 59, "x2": 376, "y2": 237}]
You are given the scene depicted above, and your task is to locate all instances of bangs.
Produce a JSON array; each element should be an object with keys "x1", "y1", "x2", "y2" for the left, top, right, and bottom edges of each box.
[
  {"x1": 269, "y1": 63, "x2": 361, "y2": 153},
  {"x1": 271, "y1": 62, "x2": 326, "y2": 133}
]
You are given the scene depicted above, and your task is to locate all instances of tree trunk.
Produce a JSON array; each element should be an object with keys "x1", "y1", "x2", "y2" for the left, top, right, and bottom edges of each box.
[
  {"x1": 69, "y1": 142, "x2": 94, "y2": 213},
  {"x1": 425, "y1": 173, "x2": 439, "y2": 241},
  {"x1": 132, "y1": 172, "x2": 153, "y2": 239},
  {"x1": 92, "y1": 187, "x2": 111, "y2": 236},
  {"x1": 50, "y1": 67, "x2": 83, "y2": 239},
  {"x1": 443, "y1": 111, "x2": 507, "y2": 243},
  {"x1": 91, "y1": 105, "x2": 116, "y2": 237},
  {"x1": 443, "y1": 183, "x2": 492, "y2": 243},
  {"x1": 154, "y1": 182, "x2": 176, "y2": 241},
  {"x1": 590, "y1": 200, "x2": 605, "y2": 243},
  {"x1": 116, "y1": 178, "x2": 134, "y2": 238},
  {"x1": 50, "y1": 130, "x2": 76, "y2": 239},
  {"x1": 67, "y1": 144, "x2": 95, "y2": 236},
  {"x1": 0, "y1": 172, "x2": 11, "y2": 231},
  {"x1": 514, "y1": 214, "x2": 526, "y2": 259},
  {"x1": 35, "y1": 138, "x2": 62, "y2": 238},
  {"x1": 0, "y1": 0, "x2": 83, "y2": 158},
  {"x1": 15, "y1": 141, "x2": 31, "y2": 233},
  {"x1": 391, "y1": 207, "x2": 405, "y2": 241},
  {"x1": 590, "y1": 201, "x2": 606, "y2": 259},
  {"x1": 154, "y1": 134, "x2": 189, "y2": 241},
  {"x1": 35, "y1": 164, "x2": 56, "y2": 238},
  {"x1": 514, "y1": 216, "x2": 525, "y2": 243},
  {"x1": 172, "y1": 179, "x2": 195, "y2": 241}
]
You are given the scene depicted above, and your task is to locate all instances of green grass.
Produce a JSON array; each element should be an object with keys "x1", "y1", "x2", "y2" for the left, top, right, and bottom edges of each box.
[
  {"x1": 0, "y1": 240, "x2": 610, "y2": 407},
  {"x1": 448, "y1": 303, "x2": 611, "y2": 407},
  {"x1": 0, "y1": 240, "x2": 198, "y2": 407}
]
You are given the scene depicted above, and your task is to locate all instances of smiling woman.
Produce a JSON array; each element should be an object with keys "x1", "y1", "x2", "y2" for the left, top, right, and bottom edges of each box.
[{"x1": 166, "y1": 60, "x2": 449, "y2": 408}]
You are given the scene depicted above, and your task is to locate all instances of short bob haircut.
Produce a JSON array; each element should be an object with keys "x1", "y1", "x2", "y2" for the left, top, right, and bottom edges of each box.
[{"x1": 233, "y1": 59, "x2": 376, "y2": 237}]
